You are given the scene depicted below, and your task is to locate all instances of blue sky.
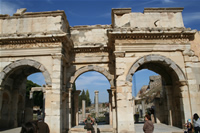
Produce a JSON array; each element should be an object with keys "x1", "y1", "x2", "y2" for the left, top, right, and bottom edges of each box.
[{"x1": 1, "y1": 0, "x2": 200, "y2": 103}]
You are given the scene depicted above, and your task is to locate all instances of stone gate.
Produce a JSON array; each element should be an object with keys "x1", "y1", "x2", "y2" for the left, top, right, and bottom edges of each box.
[{"x1": 0, "y1": 7, "x2": 200, "y2": 133}]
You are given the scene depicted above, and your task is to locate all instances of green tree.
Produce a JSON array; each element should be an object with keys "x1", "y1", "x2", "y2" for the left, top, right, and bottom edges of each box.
[
  {"x1": 79, "y1": 90, "x2": 86, "y2": 108},
  {"x1": 86, "y1": 90, "x2": 91, "y2": 107},
  {"x1": 26, "y1": 80, "x2": 43, "y2": 108}
]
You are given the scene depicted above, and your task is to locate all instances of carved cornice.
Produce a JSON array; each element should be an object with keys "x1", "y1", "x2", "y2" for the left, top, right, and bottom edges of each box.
[
  {"x1": 73, "y1": 47, "x2": 109, "y2": 53},
  {"x1": 109, "y1": 33, "x2": 194, "y2": 40},
  {"x1": 0, "y1": 36, "x2": 68, "y2": 45},
  {"x1": 0, "y1": 42, "x2": 62, "y2": 49},
  {"x1": 108, "y1": 28, "x2": 196, "y2": 41}
]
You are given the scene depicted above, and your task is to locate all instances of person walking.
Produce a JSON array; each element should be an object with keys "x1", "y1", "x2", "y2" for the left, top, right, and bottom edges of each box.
[
  {"x1": 37, "y1": 115, "x2": 50, "y2": 133},
  {"x1": 193, "y1": 113, "x2": 200, "y2": 133},
  {"x1": 143, "y1": 114, "x2": 154, "y2": 133},
  {"x1": 84, "y1": 114, "x2": 94, "y2": 133}
]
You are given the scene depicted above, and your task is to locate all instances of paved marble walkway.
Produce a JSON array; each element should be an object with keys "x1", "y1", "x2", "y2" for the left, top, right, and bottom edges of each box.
[{"x1": 0, "y1": 123, "x2": 184, "y2": 133}]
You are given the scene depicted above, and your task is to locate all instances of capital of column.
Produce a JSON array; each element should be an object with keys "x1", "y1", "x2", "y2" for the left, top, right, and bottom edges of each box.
[
  {"x1": 73, "y1": 90, "x2": 81, "y2": 96},
  {"x1": 94, "y1": 90, "x2": 99, "y2": 94},
  {"x1": 68, "y1": 88, "x2": 73, "y2": 92}
]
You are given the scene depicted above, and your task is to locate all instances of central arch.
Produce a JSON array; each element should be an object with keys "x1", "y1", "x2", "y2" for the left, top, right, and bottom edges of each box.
[
  {"x1": 68, "y1": 65, "x2": 116, "y2": 131},
  {"x1": 70, "y1": 65, "x2": 114, "y2": 87}
]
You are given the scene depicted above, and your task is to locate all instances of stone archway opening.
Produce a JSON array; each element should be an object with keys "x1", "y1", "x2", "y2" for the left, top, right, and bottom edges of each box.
[
  {"x1": 73, "y1": 71, "x2": 111, "y2": 126},
  {"x1": 133, "y1": 69, "x2": 161, "y2": 124},
  {"x1": 127, "y1": 54, "x2": 188, "y2": 129},
  {"x1": 0, "y1": 59, "x2": 51, "y2": 130}
]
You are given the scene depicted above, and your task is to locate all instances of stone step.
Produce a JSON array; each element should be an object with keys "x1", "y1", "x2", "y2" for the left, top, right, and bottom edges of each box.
[{"x1": 70, "y1": 125, "x2": 113, "y2": 133}]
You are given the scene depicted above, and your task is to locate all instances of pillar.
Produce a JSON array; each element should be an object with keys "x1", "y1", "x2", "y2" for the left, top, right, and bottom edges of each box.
[
  {"x1": 141, "y1": 100, "x2": 145, "y2": 117},
  {"x1": 66, "y1": 88, "x2": 72, "y2": 130},
  {"x1": 165, "y1": 86, "x2": 173, "y2": 126},
  {"x1": 111, "y1": 88, "x2": 117, "y2": 130},
  {"x1": 73, "y1": 90, "x2": 81, "y2": 126},
  {"x1": 180, "y1": 84, "x2": 192, "y2": 126},
  {"x1": 94, "y1": 91, "x2": 99, "y2": 118},
  {"x1": 11, "y1": 90, "x2": 19, "y2": 128},
  {"x1": 45, "y1": 53, "x2": 63, "y2": 133},
  {"x1": 82, "y1": 100, "x2": 86, "y2": 120},
  {"x1": 107, "y1": 89, "x2": 112, "y2": 125},
  {"x1": 0, "y1": 89, "x2": 2, "y2": 119}
]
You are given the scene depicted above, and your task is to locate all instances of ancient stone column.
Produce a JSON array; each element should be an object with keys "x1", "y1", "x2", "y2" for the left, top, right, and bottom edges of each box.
[
  {"x1": 82, "y1": 100, "x2": 86, "y2": 120},
  {"x1": 165, "y1": 86, "x2": 173, "y2": 126},
  {"x1": 94, "y1": 91, "x2": 99, "y2": 118},
  {"x1": 0, "y1": 89, "x2": 2, "y2": 119},
  {"x1": 73, "y1": 90, "x2": 81, "y2": 126},
  {"x1": 111, "y1": 88, "x2": 117, "y2": 130},
  {"x1": 67, "y1": 88, "x2": 72, "y2": 129},
  {"x1": 141, "y1": 100, "x2": 145, "y2": 117},
  {"x1": 107, "y1": 89, "x2": 112, "y2": 125},
  {"x1": 11, "y1": 90, "x2": 19, "y2": 128}
]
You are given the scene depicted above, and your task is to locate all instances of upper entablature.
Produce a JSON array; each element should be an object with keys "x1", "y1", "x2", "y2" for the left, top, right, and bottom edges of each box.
[
  {"x1": 112, "y1": 7, "x2": 185, "y2": 28},
  {"x1": 0, "y1": 8, "x2": 70, "y2": 39}
]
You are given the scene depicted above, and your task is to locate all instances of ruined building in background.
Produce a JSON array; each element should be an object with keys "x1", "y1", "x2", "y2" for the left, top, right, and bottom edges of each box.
[{"x1": 0, "y1": 7, "x2": 200, "y2": 133}]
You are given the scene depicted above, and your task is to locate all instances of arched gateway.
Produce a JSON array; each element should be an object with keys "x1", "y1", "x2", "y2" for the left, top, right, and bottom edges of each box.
[{"x1": 0, "y1": 7, "x2": 200, "y2": 133}]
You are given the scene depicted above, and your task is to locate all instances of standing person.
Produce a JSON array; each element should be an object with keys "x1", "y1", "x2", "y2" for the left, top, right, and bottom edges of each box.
[
  {"x1": 184, "y1": 119, "x2": 193, "y2": 133},
  {"x1": 84, "y1": 114, "x2": 94, "y2": 133},
  {"x1": 37, "y1": 115, "x2": 50, "y2": 133},
  {"x1": 143, "y1": 114, "x2": 154, "y2": 133},
  {"x1": 193, "y1": 113, "x2": 200, "y2": 133}
]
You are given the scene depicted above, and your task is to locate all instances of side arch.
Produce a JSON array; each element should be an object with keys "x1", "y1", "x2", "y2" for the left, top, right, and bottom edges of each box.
[
  {"x1": 0, "y1": 59, "x2": 52, "y2": 86},
  {"x1": 70, "y1": 65, "x2": 114, "y2": 88},
  {"x1": 126, "y1": 54, "x2": 187, "y2": 84}
]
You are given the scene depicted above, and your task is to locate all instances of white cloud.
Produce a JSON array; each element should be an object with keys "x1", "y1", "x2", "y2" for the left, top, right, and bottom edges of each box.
[
  {"x1": 183, "y1": 12, "x2": 200, "y2": 25},
  {"x1": 75, "y1": 72, "x2": 110, "y2": 90},
  {"x1": 162, "y1": 0, "x2": 174, "y2": 3},
  {"x1": 0, "y1": 1, "x2": 19, "y2": 15}
]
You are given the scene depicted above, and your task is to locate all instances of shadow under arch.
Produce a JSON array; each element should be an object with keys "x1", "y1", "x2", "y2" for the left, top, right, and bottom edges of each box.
[
  {"x1": 70, "y1": 65, "x2": 114, "y2": 88},
  {"x1": 0, "y1": 59, "x2": 52, "y2": 87},
  {"x1": 126, "y1": 54, "x2": 187, "y2": 85}
]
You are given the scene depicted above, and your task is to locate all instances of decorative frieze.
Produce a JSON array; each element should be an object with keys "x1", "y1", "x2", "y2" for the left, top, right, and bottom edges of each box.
[
  {"x1": 0, "y1": 37, "x2": 67, "y2": 46},
  {"x1": 109, "y1": 33, "x2": 194, "y2": 41},
  {"x1": 0, "y1": 42, "x2": 62, "y2": 49},
  {"x1": 73, "y1": 47, "x2": 109, "y2": 53}
]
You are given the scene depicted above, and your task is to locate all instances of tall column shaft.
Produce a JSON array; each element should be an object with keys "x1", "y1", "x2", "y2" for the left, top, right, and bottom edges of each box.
[
  {"x1": 73, "y1": 90, "x2": 81, "y2": 126},
  {"x1": 165, "y1": 86, "x2": 173, "y2": 126},
  {"x1": 0, "y1": 90, "x2": 2, "y2": 119},
  {"x1": 95, "y1": 91, "x2": 99, "y2": 118},
  {"x1": 82, "y1": 100, "x2": 86, "y2": 120}
]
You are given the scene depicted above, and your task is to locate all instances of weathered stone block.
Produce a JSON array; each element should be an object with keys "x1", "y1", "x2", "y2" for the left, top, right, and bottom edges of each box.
[{"x1": 116, "y1": 68, "x2": 124, "y2": 76}]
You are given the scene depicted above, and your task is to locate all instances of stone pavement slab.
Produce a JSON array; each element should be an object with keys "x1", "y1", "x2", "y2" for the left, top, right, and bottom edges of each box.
[
  {"x1": 135, "y1": 123, "x2": 184, "y2": 133},
  {"x1": 0, "y1": 127, "x2": 21, "y2": 133},
  {"x1": 0, "y1": 123, "x2": 184, "y2": 133}
]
